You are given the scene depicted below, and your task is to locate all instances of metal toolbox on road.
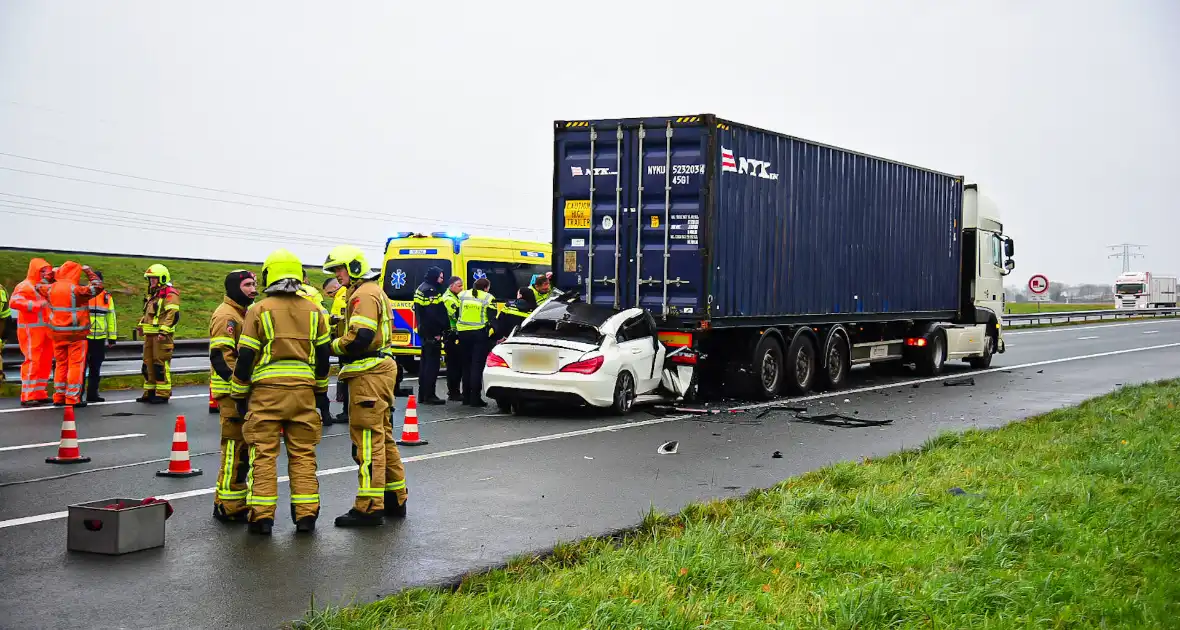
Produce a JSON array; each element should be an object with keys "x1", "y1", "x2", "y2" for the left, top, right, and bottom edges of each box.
[{"x1": 67, "y1": 498, "x2": 167, "y2": 555}]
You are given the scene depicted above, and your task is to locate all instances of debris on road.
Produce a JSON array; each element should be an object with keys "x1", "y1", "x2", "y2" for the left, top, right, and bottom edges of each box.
[
  {"x1": 792, "y1": 411, "x2": 893, "y2": 428},
  {"x1": 657, "y1": 441, "x2": 679, "y2": 455},
  {"x1": 755, "y1": 405, "x2": 806, "y2": 419},
  {"x1": 943, "y1": 376, "x2": 976, "y2": 387},
  {"x1": 771, "y1": 451, "x2": 783, "y2": 459}
]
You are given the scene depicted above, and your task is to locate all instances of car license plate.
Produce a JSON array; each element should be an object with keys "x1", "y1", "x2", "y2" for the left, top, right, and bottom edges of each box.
[
  {"x1": 391, "y1": 331, "x2": 411, "y2": 345},
  {"x1": 514, "y1": 349, "x2": 557, "y2": 373}
]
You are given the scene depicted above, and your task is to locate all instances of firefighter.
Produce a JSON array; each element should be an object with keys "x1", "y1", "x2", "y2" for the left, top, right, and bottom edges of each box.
[
  {"x1": 38, "y1": 261, "x2": 103, "y2": 407},
  {"x1": 0, "y1": 282, "x2": 10, "y2": 385},
  {"x1": 516, "y1": 272, "x2": 553, "y2": 313},
  {"x1": 9, "y1": 258, "x2": 54, "y2": 406},
  {"x1": 412, "y1": 266, "x2": 448, "y2": 405},
  {"x1": 82, "y1": 271, "x2": 117, "y2": 402},
  {"x1": 297, "y1": 270, "x2": 328, "y2": 312},
  {"x1": 442, "y1": 275, "x2": 464, "y2": 402},
  {"x1": 455, "y1": 277, "x2": 496, "y2": 408},
  {"x1": 137, "y1": 264, "x2": 180, "y2": 404},
  {"x1": 208, "y1": 270, "x2": 258, "y2": 524},
  {"x1": 323, "y1": 245, "x2": 407, "y2": 526},
  {"x1": 231, "y1": 250, "x2": 331, "y2": 536}
]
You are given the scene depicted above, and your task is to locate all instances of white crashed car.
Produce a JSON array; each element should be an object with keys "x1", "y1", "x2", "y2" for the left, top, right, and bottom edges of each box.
[{"x1": 482, "y1": 297, "x2": 696, "y2": 415}]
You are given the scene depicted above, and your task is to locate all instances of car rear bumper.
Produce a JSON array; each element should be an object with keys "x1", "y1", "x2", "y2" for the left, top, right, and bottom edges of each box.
[{"x1": 483, "y1": 367, "x2": 616, "y2": 408}]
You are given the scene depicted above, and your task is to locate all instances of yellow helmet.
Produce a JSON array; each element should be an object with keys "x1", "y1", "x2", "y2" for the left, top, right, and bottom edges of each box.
[
  {"x1": 144, "y1": 263, "x2": 171, "y2": 285},
  {"x1": 261, "y1": 248, "x2": 304, "y2": 287},
  {"x1": 323, "y1": 245, "x2": 369, "y2": 279}
]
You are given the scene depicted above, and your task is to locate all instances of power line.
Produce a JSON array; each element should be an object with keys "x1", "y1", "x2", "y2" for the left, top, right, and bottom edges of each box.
[
  {"x1": 0, "y1": 155, "x2": 548, "y2": 234},
  {"x1": 1, "y1": 204, "x2": 384, "y2": 251},
  {"x1": 0, "y1": 192, "x2": 371, "y2": 247}
]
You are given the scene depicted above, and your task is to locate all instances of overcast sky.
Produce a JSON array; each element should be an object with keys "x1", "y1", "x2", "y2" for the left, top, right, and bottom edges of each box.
[{"x1": 2, "y1": 0, "x2": 1177, "y2": 286}]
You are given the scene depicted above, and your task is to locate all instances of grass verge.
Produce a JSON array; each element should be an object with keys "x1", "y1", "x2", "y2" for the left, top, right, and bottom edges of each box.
[
  {"x1": 1004, "y1": 302, "x2": 1111, "y2": 314},
  {"x1": 0, "y1": 372, "x2": 210, "y2": 399},
  {"x1": 303, "y1": 381, "x2": 1180, "y2": 629},
  {"x1": 2, "y1": 248, "x2": 329, "y2": 340}
]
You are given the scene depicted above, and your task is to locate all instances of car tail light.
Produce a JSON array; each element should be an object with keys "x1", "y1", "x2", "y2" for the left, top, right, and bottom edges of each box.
[
  {"x1": 486, "y1": 350, "x2": 508, "y2": 368},
  {"x1": 669, "y1": 353, "x2": 697, "y2": 365},
  {"x1": 560, "y1": 355, "x2": 604, "y2": 374}
]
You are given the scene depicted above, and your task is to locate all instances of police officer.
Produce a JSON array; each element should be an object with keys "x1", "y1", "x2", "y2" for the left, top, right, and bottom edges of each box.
[
  {"x1": 208, "y1": 269, "x2": 257, "y2": 523},
  {"x1": 82, "y1": 271, "x2": 117, "y2": 403},
  {"x1": 231, "y1": 250, "x2": 331, "y2": 536},
  {"x1": 323, "y1": 245, "x2": 408, "y2": 526},
  {"x1": 412, "y1": 266, "x2": 448, "y2": 405},
  {"x1": 441, "y1": 275, "x2": 464, "y2": 402},
  {"x1": 455, "y1": 277, "x2": 496, "y2": 408}
]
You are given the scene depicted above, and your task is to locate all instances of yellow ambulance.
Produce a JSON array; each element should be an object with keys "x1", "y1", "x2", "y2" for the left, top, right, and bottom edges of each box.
[{"x1": 379, "y1": 231, "x2": 552, "y2": 374}]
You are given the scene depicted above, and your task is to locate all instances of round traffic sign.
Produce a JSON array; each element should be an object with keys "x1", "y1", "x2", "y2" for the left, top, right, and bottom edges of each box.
[{"x1": 1028, "y1": 274, "x2": 1049, "y2": 295}]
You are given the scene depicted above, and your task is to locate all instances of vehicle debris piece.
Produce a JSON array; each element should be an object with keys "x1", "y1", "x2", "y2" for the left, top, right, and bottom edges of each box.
[
  {"x1": 771, "y1": 451, "x2": 783, "y2": 459},
  {"x1": 943, "y1": 376, "x2": 976, "y2": 387},
  {"x1": 657, "y1": 441, "x2": 679, "y2": 455},
  {"x1": 792, "y1": 411, "x2": 893, "y2": 428},
  {"x1": 755, "y1": 405, "x2": 807, "y2": 419}
]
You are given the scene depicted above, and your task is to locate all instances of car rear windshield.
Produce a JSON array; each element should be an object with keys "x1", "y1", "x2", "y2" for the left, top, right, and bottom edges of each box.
[
  {"x1": 383, "y1": 259, "x2": 452, "y2": 301},
  {"x1": 518, "y1": 319, "x2": 602, "y2": 345}
]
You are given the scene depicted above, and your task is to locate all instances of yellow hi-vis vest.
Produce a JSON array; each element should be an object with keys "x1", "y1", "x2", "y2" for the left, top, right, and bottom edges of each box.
[{"x1": 455, "y1": 290, "x2": 494, "y2": 332}]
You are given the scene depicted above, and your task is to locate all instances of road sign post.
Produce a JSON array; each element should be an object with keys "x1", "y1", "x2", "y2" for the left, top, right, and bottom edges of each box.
[{"x1": 1028, "y1": 274, "x2": 1049, "y2": 312}]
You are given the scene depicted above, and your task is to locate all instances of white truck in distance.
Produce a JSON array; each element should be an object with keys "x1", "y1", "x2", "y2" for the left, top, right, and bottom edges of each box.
[{"x1": 1114, "y1": 272, "x2": 1177, "y2": 309}]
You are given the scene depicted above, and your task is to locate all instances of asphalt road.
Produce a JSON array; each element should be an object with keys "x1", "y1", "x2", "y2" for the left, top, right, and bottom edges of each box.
[{"x1": 1, "y1": 318, "x2": 1179, "y2": 629}]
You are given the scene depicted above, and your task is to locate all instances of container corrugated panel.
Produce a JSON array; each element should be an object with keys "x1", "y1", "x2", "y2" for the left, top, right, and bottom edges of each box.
[{"x1": 552, "y1": 115, "x2": 963, "y2": 326}]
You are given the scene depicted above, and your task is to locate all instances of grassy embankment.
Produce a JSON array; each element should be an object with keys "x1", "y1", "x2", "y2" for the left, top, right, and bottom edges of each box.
[
  {"x1": 1005, "y1": 302, "x2": 1112, "y2": 314},
  {"x1": 2, "y1": 249, "x2": 330, "y2": 340},
  {"x1": 305, "y1": 381, "x2": 1180, "y2": 629}
]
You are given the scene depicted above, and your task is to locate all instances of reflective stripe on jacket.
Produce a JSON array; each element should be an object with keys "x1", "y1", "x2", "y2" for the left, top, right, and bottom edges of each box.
[{"x1": 87, "y1": 292, "x2": 117, "y2": 340}]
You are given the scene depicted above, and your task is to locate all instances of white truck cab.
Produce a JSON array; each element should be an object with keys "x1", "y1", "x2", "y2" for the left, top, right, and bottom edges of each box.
[{"x1": 1114, "y1": 272, "x2": 1177, "y2": 309}]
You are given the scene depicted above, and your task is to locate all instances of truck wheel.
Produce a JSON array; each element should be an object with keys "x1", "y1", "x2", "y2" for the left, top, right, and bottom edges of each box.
[
  {"x1": 968, "y1": 332, "x2": 995, "y2": 369},
  {"x1": 610, "y1": 371, "x2": 636, "y2": 415},
  {"x1": 915, "y1": 333, "x2": 945, "y2": 377},
  {"x1": 750, "y1": 335, "x2": 785, "y2": 400},
  {"x1": 816, "y1": 333, "x2": 850, "y2": 391},
  {"x1": 784, "y1": 334, "x2": 817, "y2": 396}
]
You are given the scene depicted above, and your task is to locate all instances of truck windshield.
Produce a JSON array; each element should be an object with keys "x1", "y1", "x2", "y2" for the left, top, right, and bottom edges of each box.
[
  {"x1": 1115, "y1": 283, "x2": 1144, "y2": 294},
  {"x1": 383, "y1": 260, "x2": 452, "y2": 301}
]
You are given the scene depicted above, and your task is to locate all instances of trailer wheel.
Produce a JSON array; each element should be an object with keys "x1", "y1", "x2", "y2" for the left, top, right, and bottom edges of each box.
[
  {"x1": 968, "y1": 331, "x2": 995, "y2": 369},
  {"x1": 784, "y1": 334, "x2": 817, "y2": 396},
  {"x1": 817, "y1": 333, "x2": 850, "y2": 391},
  {"x1": 915, "y1": 332, "x2": 945, "y2": 377},
  {"x1": 749, "y1": 335, "x2": 785, "y2": 400}
]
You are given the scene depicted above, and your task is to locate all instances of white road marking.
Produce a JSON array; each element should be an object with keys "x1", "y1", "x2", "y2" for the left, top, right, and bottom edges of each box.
[
  {"x1": 2, "y1": 341, "x2": 1179, "y2": 530},
  {"x1": 1077, "y1": 336, "x2": 1099, "y2": 340},
  {"x1": 1143, "y1": 331, "x2": 1159, "y2": 335},
  {"x1": 0, "y1": 378, "x2": 422, "y2": 415},
  {"x1": 0, "y1": 433, "x2": 146, "y2": 453},
  {"x1": 1006, "y1": 318, "x2": 1179, "y2": 336}
]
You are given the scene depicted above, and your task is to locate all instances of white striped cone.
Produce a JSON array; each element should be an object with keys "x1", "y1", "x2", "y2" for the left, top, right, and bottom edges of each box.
[
  {"x1": 157, "y1": 415, "x2": 202, "y2": 477},
  {"x1": 47, "y1": 406, "x2": 91, "y2": 464},
  {"x1": 396, "y1": 395, "x2": 428, "y2": 446}
]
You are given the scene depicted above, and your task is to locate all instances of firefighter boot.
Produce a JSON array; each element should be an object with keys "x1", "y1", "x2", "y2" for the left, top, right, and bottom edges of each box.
[
  {"x1": 292, "y1": 505, "x2": 316, "y2": 533},
  {"x1": 213, "y1": 504, "x2": 248, "y2": 524},
  {"x1": 334, "y1": 509, "x2": 384, "y2": 528},
  {"x1": 384, "y1": 494, "x2": 407, "y2": 518},
  {"x1": 248, "y1": 518, "x2": 273, "y2": 536}
]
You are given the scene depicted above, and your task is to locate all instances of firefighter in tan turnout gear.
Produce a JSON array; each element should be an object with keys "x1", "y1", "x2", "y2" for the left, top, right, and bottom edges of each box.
[
  {"x1": 208, "y1": 270, "x2": 258, "y2": 523},
  {"x1": 323, "y1": 245, "x2": 407, "y2": 527},
  {"x1": 137, "y1": 264, "x2": 181, "y2": 403},
  {"x1": 230, "y1": 250, "x2": 332, "y2": 536}
]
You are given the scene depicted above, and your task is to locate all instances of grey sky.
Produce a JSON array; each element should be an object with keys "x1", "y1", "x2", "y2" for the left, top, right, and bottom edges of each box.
[{"x1": 2, "y1": 0, "x2": 1177, "y2": 286}]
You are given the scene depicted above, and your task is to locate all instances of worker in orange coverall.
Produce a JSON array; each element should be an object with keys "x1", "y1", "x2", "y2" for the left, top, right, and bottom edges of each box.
[
  {"x1": 8, "y1": 258, "x2": 55, "y2": 406},
  {"x1": 37, "y1": 261, "x2": 103, "y2": 407}
]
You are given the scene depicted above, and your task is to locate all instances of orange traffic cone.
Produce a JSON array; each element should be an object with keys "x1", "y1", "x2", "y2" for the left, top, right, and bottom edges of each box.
[
  {"x1": 396, "y1": 395, "x2": 429, "y2": 446},
  {"x1": 208, "y1": 386, "x2": 219, "y2": 414},
  {"x1": 46, "y1": 406, "x2": 91, "y2": 464},
  {"x1": 157, "y1": 415, "x2": 203, "y2": 477}
]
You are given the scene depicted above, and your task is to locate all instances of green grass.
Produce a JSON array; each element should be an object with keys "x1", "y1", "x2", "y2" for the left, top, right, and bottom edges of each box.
[
  {"x1": 0, "y1": 372, "x2": 210, "y2": 399},
  {"x1": 1, "y1": 249, "x2": 328, "y2": 339},
  {"x1": 303, "y1": 381, "x2": 1180, "y2": 629},
  {"x1": 1005, "y1": 302, "x2": 1112, "y2": 314}
]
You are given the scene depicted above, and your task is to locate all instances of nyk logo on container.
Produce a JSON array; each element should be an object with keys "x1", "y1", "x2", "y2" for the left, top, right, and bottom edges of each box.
[
  {"x1": 721, "y1": 147, "x2": 779, "y2": 181},
  {"x1": 571, "y1": 166, "x2": 618, "y2": 177}
]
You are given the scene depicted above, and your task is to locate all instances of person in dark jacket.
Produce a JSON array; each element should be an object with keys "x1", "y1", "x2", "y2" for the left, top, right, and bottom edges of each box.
[{"x1": 412, "y1": 266, "x2": 448, "y2": 405}]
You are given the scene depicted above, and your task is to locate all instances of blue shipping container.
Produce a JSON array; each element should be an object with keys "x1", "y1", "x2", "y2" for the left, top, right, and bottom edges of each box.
[{"x1": 551, "y1": 114, "x2": 964, "y2": 327}]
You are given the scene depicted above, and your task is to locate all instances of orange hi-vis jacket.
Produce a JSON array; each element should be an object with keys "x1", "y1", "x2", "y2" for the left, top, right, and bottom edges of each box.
[
  {"x1": 37, "y1": 262, "x2": 103, "y2": 342},
  {"x1": 9, "y1": 258, "x2": 51, "y2": 329}
]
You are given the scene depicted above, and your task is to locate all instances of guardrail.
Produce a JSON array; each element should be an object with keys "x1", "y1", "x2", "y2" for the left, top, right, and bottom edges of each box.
[{"x1": 1002, "y1": 307, "x2": 1180, "y2": 328}]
